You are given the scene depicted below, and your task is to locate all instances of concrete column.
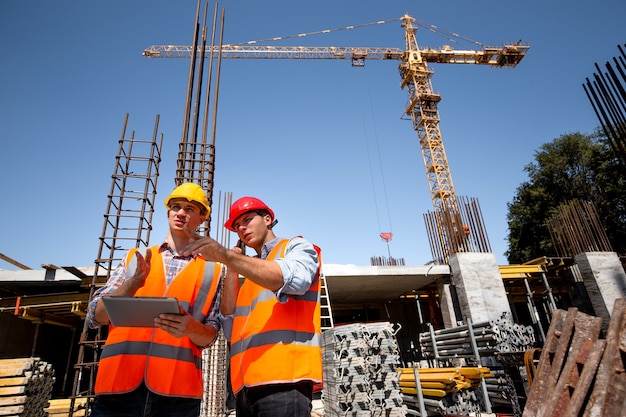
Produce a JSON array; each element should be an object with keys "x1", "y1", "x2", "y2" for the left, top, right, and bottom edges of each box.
[
  {"x1": 436, "y1": 277, "x2": 459, "y2": 329},
  {"x1": 574, "y1": 251, "x2": 626, "y2": 331},
  {"x1": 449, "y1": 252, "x2": 511, "y2": 324}
]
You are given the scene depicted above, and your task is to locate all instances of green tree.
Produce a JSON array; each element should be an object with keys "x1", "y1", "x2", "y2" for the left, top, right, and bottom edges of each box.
[{"x1": 506, "y1": 130, "x2": 626, "y2": 264}]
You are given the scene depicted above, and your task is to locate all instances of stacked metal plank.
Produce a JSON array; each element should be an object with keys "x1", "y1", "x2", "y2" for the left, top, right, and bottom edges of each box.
[
  {"x1": 322, "y1": 322, "x2": 406, "y2": 417},
  {"x1": 0, "y1": 357, "x2": 55, "y2": 417}
]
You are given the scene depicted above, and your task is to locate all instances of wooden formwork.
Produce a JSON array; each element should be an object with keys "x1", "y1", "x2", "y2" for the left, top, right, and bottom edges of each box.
[
  {"x1": 582, "y1": 297, "x2": 626, "y2": 417},
  {"x1": 522, "y1": 298, "x2": 626, "y2": 417}
]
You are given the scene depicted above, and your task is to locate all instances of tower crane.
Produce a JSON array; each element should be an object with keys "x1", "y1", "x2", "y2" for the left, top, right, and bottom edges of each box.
[{"x1": 143, "y1": 14, "x2": 529, "y2": 264}]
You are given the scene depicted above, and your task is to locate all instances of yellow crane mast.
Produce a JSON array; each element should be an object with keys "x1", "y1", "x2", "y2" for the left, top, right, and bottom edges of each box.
[{"x1": 143, "y1": 14, "x2": 529, "y2": 263}]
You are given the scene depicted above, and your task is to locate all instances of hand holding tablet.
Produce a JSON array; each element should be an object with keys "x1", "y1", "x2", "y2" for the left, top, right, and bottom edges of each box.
[{"x1": 102, "y1": 296, "x2": 181, "y2": 327}]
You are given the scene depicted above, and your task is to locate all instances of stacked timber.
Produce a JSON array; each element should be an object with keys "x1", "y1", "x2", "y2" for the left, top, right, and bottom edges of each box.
[
  {"x1": 44, "y1": 398, "x2": 87, "y2": 417},
  {"x1": 0, "y1": 357, "x2": 55, "y2": 417},
  {"x1": 399, "y1": 366, "x2": 492, "y2": 416},
  {"x1": 322, "y1": 322, "x2": 406, "y2": 417}
]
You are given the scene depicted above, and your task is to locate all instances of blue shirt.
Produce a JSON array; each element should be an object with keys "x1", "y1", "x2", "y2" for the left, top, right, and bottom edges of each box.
[
  {"x1": 220, "y1": 236, "x2": 319, "y2": 339},
  {"x1": 263, "y1": 236, "x2": 320, "y2": 302}
]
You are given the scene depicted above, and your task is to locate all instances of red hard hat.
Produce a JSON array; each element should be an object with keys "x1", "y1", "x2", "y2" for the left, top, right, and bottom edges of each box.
[{"x1": 224, "y1": 196, "x2": 274, "y2": 231}]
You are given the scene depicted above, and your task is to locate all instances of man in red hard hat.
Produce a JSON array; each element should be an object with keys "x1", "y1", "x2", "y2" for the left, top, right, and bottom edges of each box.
[{"x1": 181, "y1": 196, "x2": 322, "y2": 417}]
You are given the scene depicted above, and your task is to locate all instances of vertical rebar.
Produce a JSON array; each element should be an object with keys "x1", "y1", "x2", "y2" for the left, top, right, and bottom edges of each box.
[
  {"x1": 583, "y1": 43, "x2": 626, "y2": 175},
  {"x1": 546, "y1": 199, "x2": 612, "y2": 257}
]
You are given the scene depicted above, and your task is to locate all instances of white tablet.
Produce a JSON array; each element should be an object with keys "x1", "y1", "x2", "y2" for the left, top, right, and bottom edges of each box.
[{"x1": 101, "y1": 296, "x2": 181, "y2": 327}]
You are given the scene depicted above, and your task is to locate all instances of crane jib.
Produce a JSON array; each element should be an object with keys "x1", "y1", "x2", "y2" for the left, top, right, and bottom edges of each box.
[{"x1": 143, "y1": 44, "x2": 528, "y2": 68}]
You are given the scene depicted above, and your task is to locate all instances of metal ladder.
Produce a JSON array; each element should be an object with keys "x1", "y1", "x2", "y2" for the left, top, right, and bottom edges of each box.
[{"x1": 319, "y1": 270, "x2": 334, "y2": 331}]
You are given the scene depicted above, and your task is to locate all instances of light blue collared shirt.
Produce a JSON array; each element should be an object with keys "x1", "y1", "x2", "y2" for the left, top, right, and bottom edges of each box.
[
  {"x1": 220, "y1": 236, "x2": 319, "y2": 339},
  {"x1": 262, "y1": 236, "x2": 319, "y2": 302}
]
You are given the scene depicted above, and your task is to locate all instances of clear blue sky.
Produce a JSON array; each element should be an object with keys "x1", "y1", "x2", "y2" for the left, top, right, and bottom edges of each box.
[{"x1": 1, "y1": 0, "x2": 623, "y2": 270}]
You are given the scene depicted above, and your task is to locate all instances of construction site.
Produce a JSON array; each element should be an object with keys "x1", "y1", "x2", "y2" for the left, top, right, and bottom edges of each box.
[{"x1": 1, "y1": 2, "x2": 626, "y2": 416}]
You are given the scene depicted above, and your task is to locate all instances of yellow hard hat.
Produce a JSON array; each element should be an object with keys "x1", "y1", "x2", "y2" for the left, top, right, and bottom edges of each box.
[{"x1": 164, "y1": 183, "x2": 210, "y2": 215}]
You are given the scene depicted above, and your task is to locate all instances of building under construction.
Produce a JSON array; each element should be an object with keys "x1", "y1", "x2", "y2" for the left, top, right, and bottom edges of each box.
[{"x1": 1, "y1": 3, "x2": 625, "y2": 416}]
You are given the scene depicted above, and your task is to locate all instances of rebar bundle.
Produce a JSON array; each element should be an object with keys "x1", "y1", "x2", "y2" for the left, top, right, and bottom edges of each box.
[
  {"x1": 424, "y1": 195, "x2": 492, "y2": 265},
  {"x1": 322, "y1": 322, "x2": 407, "y2": 417},
  {"x1": 583, "y1": 44, "x2": 626, "y2": 174},
  {"x1": 200, "y1": 332, "x2": 229, "y2": 417},
  {"x1": 546, "y1": 199, "x2": 613, "y2": 258}
]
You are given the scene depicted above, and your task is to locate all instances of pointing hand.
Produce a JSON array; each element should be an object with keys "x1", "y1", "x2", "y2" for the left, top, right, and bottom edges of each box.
[{"x1": 129, "y1": 248, "x2": 152, "y2": 288}]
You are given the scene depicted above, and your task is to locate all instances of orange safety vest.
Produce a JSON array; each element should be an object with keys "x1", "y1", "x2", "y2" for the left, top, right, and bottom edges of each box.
[
  {"x1": 95, "y1": 246, "x2": 222, "y2": 398},
  {"x1": 230, "y1": 238, "x2": 322, "y2": 394}
]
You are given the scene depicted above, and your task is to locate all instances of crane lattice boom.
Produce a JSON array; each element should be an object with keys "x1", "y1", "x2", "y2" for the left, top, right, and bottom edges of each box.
[{"x1": 143, "y1": 44, "x2": 527, "y2": 67}]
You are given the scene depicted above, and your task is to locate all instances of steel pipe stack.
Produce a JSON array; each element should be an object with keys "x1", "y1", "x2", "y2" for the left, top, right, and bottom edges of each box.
[
  {"x1": 483, "y1": 368, "x2": 523, "y2": 417},
  {"x1": 412, "y1": 313, "x2": 533, "y2": 415},
  {"x1": 418, "y1": 313, "x2": 536, "y2": 360}
]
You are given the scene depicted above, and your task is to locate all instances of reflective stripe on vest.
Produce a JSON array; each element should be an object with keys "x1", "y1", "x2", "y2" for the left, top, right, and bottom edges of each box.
[
  {"x1": 95, "y1": 246, "x2": 222, "y2": 398},
  {"x1": 230, "y1": 238, "x2": 322, "y2": 394}
]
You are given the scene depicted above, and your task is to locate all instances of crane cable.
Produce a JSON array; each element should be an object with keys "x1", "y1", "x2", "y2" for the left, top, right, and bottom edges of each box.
[
  {"x1": 359, "y1": 72, "x2": 394, "y2": 249},
  {"x1": 227, "y1": 16, "x2": 484, "y2": 51},
  {"x1": 412, "y1": 19, "x2": 484, "y2": 49},
  {"x1": 226, "y1": 18, "x2": 402, "y2": 46}
]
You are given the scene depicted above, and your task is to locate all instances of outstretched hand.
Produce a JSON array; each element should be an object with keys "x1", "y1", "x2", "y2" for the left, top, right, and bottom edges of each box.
[
  {"x1": 180, "y1": 226, "x2": 227, "y2": 263},
  {"x1": 129, "y1": 248, "x2": 152, "y2": 289}
]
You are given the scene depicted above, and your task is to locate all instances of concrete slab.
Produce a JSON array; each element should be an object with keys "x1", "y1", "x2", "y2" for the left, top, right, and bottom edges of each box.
[{"x1": 322, "y1": 263, "x2": 450, "y2": 304}]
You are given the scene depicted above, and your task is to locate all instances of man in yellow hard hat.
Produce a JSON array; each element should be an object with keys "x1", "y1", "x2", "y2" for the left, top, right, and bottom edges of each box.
[
  {"x1": 86, "y1": 182, "x2": 225, "y2": 417},
  {"x1": 180, "y1": 196, "x2": 322, "y2": 417}
]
